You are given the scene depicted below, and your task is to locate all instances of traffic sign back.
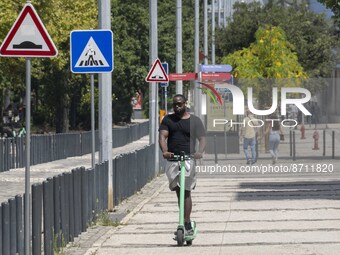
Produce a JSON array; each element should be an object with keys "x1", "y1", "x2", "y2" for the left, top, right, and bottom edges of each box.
[{"x1": 0, "y1": 3, "x2": 57, "y2": 57}]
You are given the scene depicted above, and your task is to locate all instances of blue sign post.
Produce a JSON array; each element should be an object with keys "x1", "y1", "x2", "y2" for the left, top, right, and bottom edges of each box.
[
  {"x1": 160, "y1": 62, "x2": 169, "y2": 87},
  {"x1": 159, "y1": 62, "x2": 169, "y2": 114},
  {"x1": 70, "y1": 30, "x2": 114, "y2": 177},
  {"x1": 70, "y1": 30, "x2": 113, "y2": 73}
]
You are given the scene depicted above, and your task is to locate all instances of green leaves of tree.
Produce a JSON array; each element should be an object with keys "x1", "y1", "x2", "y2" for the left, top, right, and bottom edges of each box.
[
  {"x1": 217, "y1": 2, "x2": 336, "y2": 80},
  {"x1": 223, "y1": 26, "x2": 307, "y2": 107},
  {"x1": 317, "y1": 0, "x2": 340, "y2": 26}
]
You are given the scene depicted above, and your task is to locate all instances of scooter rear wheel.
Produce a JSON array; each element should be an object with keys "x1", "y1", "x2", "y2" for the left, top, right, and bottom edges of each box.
[
  {"x1": 176, "y1": 229, "x2": 184, "y2": 246},
  {"x1": 186, "y1": 240, "x2": 192, "y2": 246}
]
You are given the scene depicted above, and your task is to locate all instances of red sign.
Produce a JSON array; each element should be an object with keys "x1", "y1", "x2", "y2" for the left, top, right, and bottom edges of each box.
[
  {"x1": 0, "y1": 3, "x2": 58, "y2": 57},
  {"x1": 145, "y1": 58, "x2": 169, "y2": 82},
  {"x1": 169, "y1": 73, "x2": 197, "y2": 81},
  {"x1": 201, "y1": 72, "x2": 231, "y2": 81}
]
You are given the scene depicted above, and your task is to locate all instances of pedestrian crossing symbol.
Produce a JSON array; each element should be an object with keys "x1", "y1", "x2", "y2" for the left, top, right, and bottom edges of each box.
[
  {"x1": 70, "y1": 30, "x2": 113, "y2": 73},
  {"x1": 75, "y1": 37, "x2": 109, "y2": 67}
]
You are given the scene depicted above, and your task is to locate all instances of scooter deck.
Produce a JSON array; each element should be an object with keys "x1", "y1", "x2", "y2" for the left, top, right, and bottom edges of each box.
[
  {"x1": 173, "y1": 224, "x2": 198, "y2": 242},
  {"x1": 184, "y1": 227, "x2": 197, "y2": 241}
]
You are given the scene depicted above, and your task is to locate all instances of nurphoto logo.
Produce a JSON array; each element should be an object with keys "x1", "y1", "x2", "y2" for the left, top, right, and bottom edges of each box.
[{"x1": 212, "y1": 84, "x2": 312, "y2": 128}]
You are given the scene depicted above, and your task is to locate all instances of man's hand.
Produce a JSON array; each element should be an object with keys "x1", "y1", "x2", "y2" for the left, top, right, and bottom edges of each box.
[
  {"x1": 194, "y1": 152, "x2": 203, "y2": 159},
  {"x1": 162, "y1": 151, "x2": 174, "y2": 160}
]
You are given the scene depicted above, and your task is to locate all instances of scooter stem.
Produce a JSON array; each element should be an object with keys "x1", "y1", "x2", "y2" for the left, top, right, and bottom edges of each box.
[{"x1": 179, "y1": 151, "x2": 186, "y2": 227}]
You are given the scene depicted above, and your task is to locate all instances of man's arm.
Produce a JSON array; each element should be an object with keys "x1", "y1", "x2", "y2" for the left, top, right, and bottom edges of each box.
[
  {"x1": 159, "y1": 130, "x2": 173, "y2": 159},
  {"x1": 194, "y1": 136, "x2": 206, "y2": 159}
]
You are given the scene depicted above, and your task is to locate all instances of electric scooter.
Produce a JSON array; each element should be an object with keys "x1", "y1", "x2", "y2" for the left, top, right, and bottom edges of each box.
[{"x1": 172, "y1": 151, "x2": 197, "y2": 246}]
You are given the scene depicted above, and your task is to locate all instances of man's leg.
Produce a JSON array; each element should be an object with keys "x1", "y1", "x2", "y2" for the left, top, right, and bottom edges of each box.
[
  {"x1": 250, "y1": 138, "x2": 256, "y2": 163},
  {"x1": 243, "y1": 138, "x2": 250, "y2": 163},
  {"x1": 175, "y1": 188, "x2": 192, "y2": 223}
]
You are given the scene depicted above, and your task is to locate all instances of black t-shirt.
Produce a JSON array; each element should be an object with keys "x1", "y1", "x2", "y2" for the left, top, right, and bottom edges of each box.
[{"x1": 159, "y1": 113, "x2": 206, "y2": 155}]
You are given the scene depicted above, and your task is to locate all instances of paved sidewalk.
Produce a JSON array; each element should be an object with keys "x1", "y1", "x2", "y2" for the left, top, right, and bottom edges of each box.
[
  {"x1": 63, "y1": 156, "x2": 340, "y2": 255},
  {"x1": 2, "y1": 122, "x2": 339, "y2": 254}
]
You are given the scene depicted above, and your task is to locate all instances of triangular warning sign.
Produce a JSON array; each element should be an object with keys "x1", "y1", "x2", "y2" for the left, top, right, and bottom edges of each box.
[
  {"x1": 75, "y1": 37, "x2": 109, "y2": 67},
  {"x1": 145, "y1": 58, "x2": 169, "y2": 82},
  {"x1": 0, "y1": 3, "x2": 58, "y2": 57}
]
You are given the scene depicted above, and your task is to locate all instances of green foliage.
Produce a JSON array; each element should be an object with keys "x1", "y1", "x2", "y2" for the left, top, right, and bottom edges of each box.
[
  {"x1": 1, "y1": 1, "x2": 335, "y2": 130},
  {"x1": 111, "y1": 0, "x2": 149, "y2": 123},
  {"x1": 223, "y1": 26, "x2": 307, "y2": 107},
  {"x1": 0, "y1": 1, "x2": 98, "y2": 132},
  {"x1": 96, "y1": 210, "x2": 121, "y2": 227},
  {"x1": 0, "y1": 2, "x2": 26, "y2": 95},
  {"x1": 317, "y1": 0, "x2": 340, "y2": 26},
  {"x1": 112, "y1": 0, "x2": 197, "y2": 121},
  {"x1": 0, "y1": 1, "x2": 199, "y2": 129},
  {"x1": 216, "y1": 1, "x2": 337, "y2": 87},
  {"x1": 225, "y1": 26, "x2": 307, "y2": 79},
  {"x1": 78, "y1": 84, "x2": 99, "y2": 130}
]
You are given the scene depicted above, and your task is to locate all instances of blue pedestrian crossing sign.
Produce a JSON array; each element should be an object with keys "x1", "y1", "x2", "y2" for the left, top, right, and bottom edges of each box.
[{"x1": 70, "y1": 30, "x2": 113, "y2": 73}]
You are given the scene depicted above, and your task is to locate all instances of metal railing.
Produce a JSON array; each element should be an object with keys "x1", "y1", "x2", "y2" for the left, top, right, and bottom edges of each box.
[
  {"x1": 0, "y1": 121, "x2": 149, "y2": 172},
  {"x1": 0, "y1": 143, "x2": 155, "y2": 255}
]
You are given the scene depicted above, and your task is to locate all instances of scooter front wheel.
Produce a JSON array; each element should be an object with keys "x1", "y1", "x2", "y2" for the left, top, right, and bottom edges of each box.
[{"x1": 176, "y1": 229, "x2": 184, "y2": 246}]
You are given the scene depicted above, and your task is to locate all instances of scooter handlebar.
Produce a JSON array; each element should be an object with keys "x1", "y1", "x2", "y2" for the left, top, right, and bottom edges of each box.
[{"x1": 169, "y1": 152, "x2": 192, "y2": 161}]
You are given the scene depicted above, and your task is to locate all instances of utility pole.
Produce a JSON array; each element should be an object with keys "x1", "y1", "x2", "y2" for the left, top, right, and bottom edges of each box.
[
  {"x1": 204, "y1": 0, "x2": 208, "y2": 65},
  {"x1": 223, "y1": 0, "x2": 228, "y2": 27},
  {"x1": 194, "y1": 0, "x2": 201, "y2": 120},
  {"x1": 218, "y1": 0, "x2": 222, "y2": 27},
  {"x1": 212, "y1": 0, "x2": 216, "y2": 64},
  {"x1": 98, "y1": 0, "x2": 113, "y2": 210},
  {"x1": 149, "y1": 0, "x2": 159, "y2": 176},
  {"x1": 176, "y1": 0, "x2": 183, "y2": 94}
]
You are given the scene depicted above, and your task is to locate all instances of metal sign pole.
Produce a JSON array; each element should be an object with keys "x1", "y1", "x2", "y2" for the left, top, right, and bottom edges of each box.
[
  {"x1": 24, "y1": 57, "x2": 31, "y2": 255},
  {"x1": 91, "y1": 74, "x2": 95, "y2": 169},
  {"x1": 165, "y1": 86, "x2": 168, "y2": 114}
]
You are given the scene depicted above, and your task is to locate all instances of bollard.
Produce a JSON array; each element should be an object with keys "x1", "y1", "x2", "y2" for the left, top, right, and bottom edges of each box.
[
  {"x1": 214, "y1": 135, "x2": 218, "y2": 164},
  {"x1": 289, "y1": 130, "x2": 292, "y2": 157},
  {"x1": 15, "y1": 195, "x2": 24, "y2": 255},
  {"x1": 32, "y1": 184, "x2": 42, "y2": 255},
  {"x1": 323, "y1": 130, "x2": 326, "y2": 156},
  {"x1": 81, "y1": 167, "x2": 88, "y2": 233},
  {"x1": 0, "y1": 203, "x2": 2, "y2": 255},
  {"x1": 312, "y1": 130, "x2": 319, "y2": 150},
  {"x1": 332, "y1": 131, "x2": 335, "y2": 159},
  {"x1": 9, "y1": 198, "x2": 17, "y2": 255},
  {"x1": 300, "y1": 124, "x2": 305, "y2": 139},
  {"x1": 53, "y1": 176, "x2": 61, "y2": 248},
  {"x1": 2, "y1": 202, "x2": 10, "y2": 255},
  {"x1": 43, "y1": 179, "x2": 54, "y2": 255},
  {"x1": 293, "y1": 131, "x2": 296, "y2": 161}
]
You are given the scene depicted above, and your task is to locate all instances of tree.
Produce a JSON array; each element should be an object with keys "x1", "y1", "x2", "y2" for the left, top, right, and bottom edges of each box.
[
  {"x1": 0, "y1": 2, "x2": 27, "y2": 120},
  {"x1": 110, "y1": 0, "x2": 149, "y2": 123},
  {"x1": 216, "y1": 1, "x2": 336, "y2": 91},
  {"x1": 0, "y1": 0, "x2": 201, "y2": 130},
  {"x1": 317, "y1": 0, "x2": 340, "y2": 26},
  {"x1": 222, "y1": 26, "x2": 307, "y2": 108},
  {"x1": 0, "y1": 1, "x2": 98, "y2": 132},
  {"x1": 111, "y1": 0, "x2": 198, "y2": 121},
  {"x1": 34, "y1": 1, "x2": 98, "y2": 132}
]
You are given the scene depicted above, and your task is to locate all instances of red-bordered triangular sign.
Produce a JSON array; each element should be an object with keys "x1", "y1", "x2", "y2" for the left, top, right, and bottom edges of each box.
[
  {"x1": 0, "y1": 3, "x2": 58, "y2": 57},
  {"x1": 145, "y1": 58, "x2": 169, "y2": 82}
]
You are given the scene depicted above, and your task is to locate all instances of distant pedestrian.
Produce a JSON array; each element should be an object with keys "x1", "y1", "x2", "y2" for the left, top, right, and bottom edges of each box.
[
  {"x1": 240, "y1": 109, "x2": 258, "y2": 165},
  {"x1": 265, "y1": 114, "x2": 284, "y2": 164}
]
